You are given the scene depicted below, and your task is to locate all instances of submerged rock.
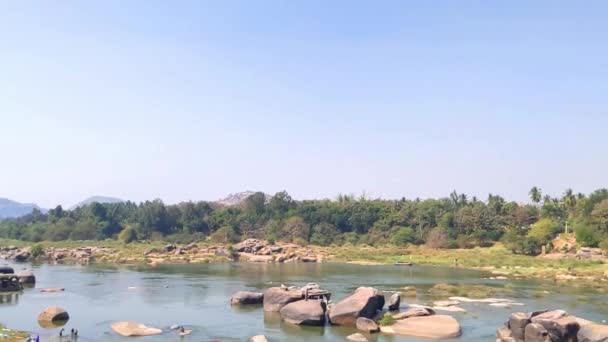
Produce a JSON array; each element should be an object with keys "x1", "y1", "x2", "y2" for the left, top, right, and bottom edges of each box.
[
  {"x1": 356, "y1": 317, "x2": 379, "y2": 333},
  {"x1": 17, "y1": 270, "x2": 35, "y2": 285},
  {"x1": 37, "y1": 307, "x2": 69, "y2": 328},
  {"x1": 380, "y1": 314, "x2": 461, "y2": 338},
  {"x1": 279, "y1": 300, "x2": 326, "y2": 326},
  {"x1": 111, "y1": 321, "x2": 162, "y2": 336},
  {"x1": 231, "y1": 291, "x2": 264, "y2": 305},
  {"x1": 346, "y1": 333, "x2": 369, "y2": 342},
  {"x1": 329, "y1": 287, "x2": 385, "y2": 326},
  {"x1": 248, "y1": 335, "x2": 269, "y2": 342}
]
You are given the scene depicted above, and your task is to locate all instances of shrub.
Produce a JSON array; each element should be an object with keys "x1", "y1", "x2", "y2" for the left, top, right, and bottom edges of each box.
[
  {"x1": 30, "y1": 244, "x2": 44, "y2": 258},
  {"x1": 425, "y1": 228, "x2": 449, "y2": 248},
  {"x1": 378, "y1": 313, "x2": 395, "y2": 326},
  {"x1": 575, "y1": 224, "x2": 601, "y2": 247},
  {"x1": 118, "y1": 226, "x2": 138, "y2": 244},
  {"x1": 391, "y1": 227, "x2": 416, "y2": 246},
  {"x1": 210, "y1": 226, "x2": 240, "y2": 243}
]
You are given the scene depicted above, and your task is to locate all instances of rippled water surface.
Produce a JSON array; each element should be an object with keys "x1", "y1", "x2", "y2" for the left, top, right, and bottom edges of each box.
[{"x1": 1, "y1": 261, "x2": 607, "y2": 341}]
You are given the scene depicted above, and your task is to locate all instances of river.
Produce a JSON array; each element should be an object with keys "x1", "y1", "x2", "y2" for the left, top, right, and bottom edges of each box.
[{"x1": 1, "y1": 261, "x2": 607, "y2": 341}]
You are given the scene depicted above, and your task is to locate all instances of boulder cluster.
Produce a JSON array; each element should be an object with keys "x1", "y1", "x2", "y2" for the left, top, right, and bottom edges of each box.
[
  {"x1": 232, "y1": 285, "x2": 462, "y2": 341},
  {"x1": 232, "y1": 239, "x2": 323, "y2": 263},
  {"x1": 498, "y1": 309, "x2": 608, "y2": 342},
  {"x1": 0, "y1": 246, "x2": 31, "y2": 262},
  {"x1": 0, "y1": 245, "x2": 111, "y2": 264}
]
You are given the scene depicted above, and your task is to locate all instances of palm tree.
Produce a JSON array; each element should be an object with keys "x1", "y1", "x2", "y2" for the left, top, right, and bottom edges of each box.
[{"x1": 529, "y1": 186, "x2": 542, "y2": 204}]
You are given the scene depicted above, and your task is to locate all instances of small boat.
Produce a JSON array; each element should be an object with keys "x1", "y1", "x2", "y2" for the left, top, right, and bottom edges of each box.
[{"x1": 394, "y1": 262, "x2": 413, "y2": 266}]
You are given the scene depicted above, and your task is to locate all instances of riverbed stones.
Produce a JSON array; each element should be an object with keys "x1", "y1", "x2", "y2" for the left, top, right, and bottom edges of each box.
[
  {"x1": 263, "y1": 287, "x2": 304, "y2": 312},
  {"x1": 379, "y1": 314, "x2": 461, "y2": 338},
  {"x1": 279, "y1": 300, "x2": 326, "y2": 326},
  {"x1": 393, "y1": 307, "x2": 435, "y2": 320},
  {"x1": 329, "y1": 287, "x2": 385, "y2": 326},
  {"x1": 17, "y1": 270, "x2": 35, "y2": 285},
  {"x1": 37, "y1": 307, "x2": 69, "y2": 327},
  {"x1": 578, "y1": 323, "x2": 608, "y2": 341},
  {"x1": 524, "y1": 323, "x2": 550, "y2": 342},
  {"x1": 388, "y1": 293, "x2": 400, "y2": 311},
  {"x1": 231, "y1": 291, "x2": 264, "y2": 305},
  {"x1": 356, "y1": 317, "x2": 379, "y2": 333},
  {"x1": 346, "y1": 333, "x2": 369, "y2": 342},
  {"x1": 111, "y1": 321, "x2": 162, "y2": 336},
  {"x1": 497, "y1": 326, "x2": 515, "y2": 342}
]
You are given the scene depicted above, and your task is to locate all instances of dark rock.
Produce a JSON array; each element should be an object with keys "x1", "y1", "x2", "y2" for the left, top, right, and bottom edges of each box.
[
  {"x1": 388, "y1": 293, "x2": 400, "y2": 311},
  {"x1": 17, "y1": 270, "x2": 35, "y2": 284},
  {"x1": 279, "y1": 300, "x2": 326, "y2": 326},
  {"x1": 535, "y1": 316, "x2": 580, "y2": 341},
  {"x1": 13, "y1": 251, "x2": 30, "y2": 262},
  {"x1": 525, "y1": 323, "x2": 550, "y2": 342},
  {"x1": 356, "y1": 317, "x2": 379, "y2": 333},
  {"x1": 164, "y1": 244, "x2": 176, "y2": 252},
  {"x1": 329, "y1": 287, "x2": 385, "y2": 326},
  {"x1": 231, "y1": 291, "x2": 264, "y2": 305},
  {"x1": 263, "y1": 287, "x2": 303, "y2": 312}
]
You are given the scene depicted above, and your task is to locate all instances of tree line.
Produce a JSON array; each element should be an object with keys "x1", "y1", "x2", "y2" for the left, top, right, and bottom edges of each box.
[{"x1": 0, "y1": 188, "x2": 607, "y2": 255}]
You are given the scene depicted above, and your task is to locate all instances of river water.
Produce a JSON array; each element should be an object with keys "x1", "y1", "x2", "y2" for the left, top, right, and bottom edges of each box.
[{"x1": 1, "y1": 261, "x2": 607, "y2": 341}]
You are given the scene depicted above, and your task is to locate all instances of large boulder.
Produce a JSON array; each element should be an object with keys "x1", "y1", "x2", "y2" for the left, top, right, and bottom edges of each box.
[
  {"x1": 13, "y1": 251, "x2": 30, "y2": 262},
  {"x1": 508, "y1": 312, "x2": 531, "y2": 341},
  {"x1": 379, "y1": 315, "x2": 461, "y2": 338},
  {"x1": 578, "y1": 323, "x2": 608, "y2": 342},
  {"x1": 346, "y1": 333, "x2": 369, "y2": 342},
  {"x1": 524, "y1": 323, "x2": 550, "y2": 342},
  {"x1": 17, "y1": 270, "x2": 36, "y2": 285},
  {"x1": 263, "y1": 287, "x2": 303, "y2": 312},
  {"x1": 37, "y1": 307, "x2": 69, "y2": 328},
  {"x1": 356, "y1": 317, "x2": 379, "y2": 333},
  {"x1": 279, "y1": 300, "x2": 326, "y2": 326},
  {"x1": 388, "y1": 293, "x2": 400, "y2": 311},
  {"x1": 111, "y1": 321, "x2": 162, "y2": 336},
  {"x1": 231, "y1": 291, "x2": 264, "y2": 305},
  {"x1": 535, "y1": 315, "x2": 580, "y2": 341},
  {"x1": 329, "y1": 287, "x2": 385, "y2": 326}
]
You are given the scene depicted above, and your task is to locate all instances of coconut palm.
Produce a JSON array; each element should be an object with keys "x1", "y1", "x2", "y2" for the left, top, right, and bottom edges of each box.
[{"x1": 529, "y1": 186, "x2": 542, "y2": 204}]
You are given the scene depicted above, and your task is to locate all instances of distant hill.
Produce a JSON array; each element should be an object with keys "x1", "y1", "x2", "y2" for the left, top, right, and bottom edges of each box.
[
  {"x1": 69, "y1": 196, "x2": 125, "y2": 210},
  {"x1": 216, "y1": 191, "x2": 270, "y2": 206},
  {"x1": 0, "y1": 198, "x2": 43, "y2": 219}
]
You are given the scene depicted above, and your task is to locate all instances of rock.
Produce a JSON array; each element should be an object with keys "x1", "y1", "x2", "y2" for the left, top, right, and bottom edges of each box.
[
  {"x1": 279, "y1": 300, "x2": 326, "y2": 326},
  {"x1": 231, "y1": 291, "x2": 264, "y2": 305},
  {"x1": 346, "y1": 333, "x2": 369, "y2": 342},
  {"x1": 433, "y1": 305, "x2": 467, "y2": 312},
  {"x1": 263, "y1": 287, "x2": 304, "y2": 312},
  {"x1": 379, "y1": 314, "x2": 461, "y2": 338},
  {"x1": 508, "y1": 312, "x2": 531, "y2": 341},
  {"x1": 530, "y1": 309, "x2": 568, "y2": 323},
  {"x1": 393, "y1": 307, "x2": 435, "y2": 320},
  {"x1": 246, "y1": 255, "x2": 274, "y2": 263},
  {"x1": 111, "y1": 321, "x2": 162, "y2": 336},
  {"x1": 13, "y1": 251, "x2": 30, "y2": 262},
  {"x1": 433, "y1": 300, "x2": 459, "y2": 307},
  {"x1": 270, "y1": 246, "x2": 283, "y2": 253},
  {"x1": 328, "y1": 287, "x2": 385, "y2": 326},
  {"x1": 40, "y1": 287, "x2": 65, "y2": 293},
  {"x1": 248, "y1": 335, "x2": 269, "y2": 342},
  {"x1": 234, "y1": 239, "x2": 267, "y2": 253},
  {"x1": 300, "y1": 256, "x2": 317, "y2": 263},
  {"x1": 164, "y1": 244, "x2": 176, "y2": 252},
  {"x1": 356, "y1": 317, "x2": 379, "y2": 333},
  {"x1": 37, "y1": 307, "x2": 69, "y2": 324},
  {"x1": 525, "y1": 323, "x2": 550, "y2": 342},
  {"x1": 497, "y1": 326, "x2": 514, "y2": 341},
  {"x1": 185, "y1": 242, "x2": 198, "y2": 250},
  {"x1": 578, "y1": 323, "x2": 608, "y2": 341},
  {"x1": 17, "y1": 270, "x2": 35, "y2": 284},
  {"x1": 170, "y1": 324, "x2": 180, "y2": 330},
  {"x1": 388, "y1": 293, "x2": 400, "y2": 311},
  {"x1": 535, "y1": 316, "x2": 580, "y2": 341}
]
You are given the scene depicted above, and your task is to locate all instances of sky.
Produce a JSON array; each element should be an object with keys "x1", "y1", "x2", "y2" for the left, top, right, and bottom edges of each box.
[{"x1": 1, "y1": 1, "x2": 607, "y2": 208}]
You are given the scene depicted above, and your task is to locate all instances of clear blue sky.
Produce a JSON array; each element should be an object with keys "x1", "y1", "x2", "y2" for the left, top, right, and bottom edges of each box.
[{"x1": 1, "y1": 1, "x2": 607, "y2": 208}]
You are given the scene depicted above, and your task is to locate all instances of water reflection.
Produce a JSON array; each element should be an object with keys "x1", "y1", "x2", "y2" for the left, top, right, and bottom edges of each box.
[{"x1": 0, "y1": 292, "x2": 20, "y2": 305}]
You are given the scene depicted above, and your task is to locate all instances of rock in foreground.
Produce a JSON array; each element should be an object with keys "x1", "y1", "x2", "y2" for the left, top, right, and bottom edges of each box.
[
  {"x1": 111, "y1": 321, "x2": 162, "y2": 336},
  {"x1": 231, "y1": 291, "x2": 264, "y2": 305},
  {"x1": 578, "y1": 323, "x2": 608, "y2": 342},
  {"x1": 279, "y1": 300, "x2": 326, "y2": 326},
  {"x1": 388, "y1": 293, "x2": 400, "y2": 311},
  {"x1": 329, "y1": 287, "x2": 385, "y2": 326},
  {"x1": 248, "y1": 335, "x2": 269, "y2": 342},
  {"x1": 37, "y1": 307, "x2": 69, "y2": 324},
  {"x1": 356, "y1": 317, "x2": 379, "y2": 333},
  {"x1": 380, "y1": 315, "x2": 461, "y2": 338},
  {"x1": 17, "y1": 270, "x2": 35, "y2": 285},
  {"x1": 346, "y1": 333, "x2": 369, "y2": 342}
]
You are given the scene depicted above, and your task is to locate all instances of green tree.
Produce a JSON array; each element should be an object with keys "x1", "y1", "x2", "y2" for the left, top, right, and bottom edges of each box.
[
  {"x1": 391, "y1": 226, "x2": 416, "y2": 246},
  {"x1": 529, "y1": 186, "x2": 542, "y2": 204}
]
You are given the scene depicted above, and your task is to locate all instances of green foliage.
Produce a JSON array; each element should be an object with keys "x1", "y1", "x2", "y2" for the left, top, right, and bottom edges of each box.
[
  {"x1": 378, "y1": 313, "x2": 396, "y2": 326},
  {"x1": 575, "y1": 223, "x2": 601, "y2": 247},
  {"x1": 30, "y1": 244, "x2": 44, "y2": 257},
  {"x1": 527, "y1": 218, "x2": 560, "y2": 242},
  {"x1": 118, "y1": 226, "x2": 138, "y2": 243},
  {"x1": 210, "y1": 226, "x2": 240, "y2": 243},
  {"x1": 391, "y1": 226, "x2": 416, "y2": 246},
  {"x1": 310, "y1": 223, "x2": 339, "y2": 246}
]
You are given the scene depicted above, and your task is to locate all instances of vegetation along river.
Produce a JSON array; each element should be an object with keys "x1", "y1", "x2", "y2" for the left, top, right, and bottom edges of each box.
[{"x1": 1, "y1": 261, "x2": 607, "y2": 341}]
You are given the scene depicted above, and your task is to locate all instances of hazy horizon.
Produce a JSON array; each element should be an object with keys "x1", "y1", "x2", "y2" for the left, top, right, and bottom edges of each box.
[{"x1": 2, "y1": 1, "x2": 607, "y2": 208}]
